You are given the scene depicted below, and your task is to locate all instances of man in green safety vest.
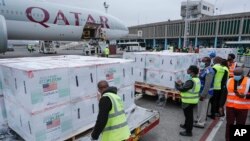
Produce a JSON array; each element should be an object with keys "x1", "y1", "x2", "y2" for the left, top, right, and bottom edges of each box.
[
  {"x1": 91, "y1": 80, "x2": 131, "y2": 141},
  {"x1": 27, "y1": 44, "x2": 34, "y2": 53},
  {"x1": 209, "y1": 57, "x2": 226, "y2": 119},
  {"x1": 175, "y1": 65, "x2": 201, "y2": 137},
  {"x1": 104, "y1": 46, "x2": 110, "y2": 58}
]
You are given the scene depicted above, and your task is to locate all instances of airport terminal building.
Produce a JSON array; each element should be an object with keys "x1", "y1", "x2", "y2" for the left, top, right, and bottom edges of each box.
[{"x1": 119, "y1": 12, "x2": 250, "y2": 49}]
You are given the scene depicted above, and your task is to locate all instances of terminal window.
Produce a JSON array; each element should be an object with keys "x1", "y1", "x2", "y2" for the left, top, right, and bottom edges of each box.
[{"x1": 203, "y1": 5, "x2": 208, "y2": 10}]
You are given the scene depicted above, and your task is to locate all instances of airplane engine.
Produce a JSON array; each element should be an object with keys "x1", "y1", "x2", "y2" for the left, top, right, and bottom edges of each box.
[{"x1": 0, "y1": 15, "x2": 8, "y2": 53}]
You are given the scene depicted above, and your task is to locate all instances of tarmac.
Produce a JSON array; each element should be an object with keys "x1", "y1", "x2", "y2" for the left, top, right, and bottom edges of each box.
[{"x1": 1, "y1": 46, "x2": 250, "y2": 141}]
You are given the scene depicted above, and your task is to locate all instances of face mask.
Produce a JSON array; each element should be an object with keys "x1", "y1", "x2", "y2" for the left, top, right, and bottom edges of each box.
[
  {"x1": 199, "y1": 62, "x2": 206, "y2": 69},
  {"x1": 187, "y1": 74, "x2": 192, "y2": 80},
  {"x1": 234, "y1": 75, "x2": 242, "y2": 81}
]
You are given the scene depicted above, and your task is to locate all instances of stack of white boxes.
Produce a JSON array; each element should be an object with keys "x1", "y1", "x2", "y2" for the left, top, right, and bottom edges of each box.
[
  {"x1": 123, "y1": 52, "x2": 145, "y2": 83},
  {"x1": 0, "y1": 59, "x2": 24, "y2": 132},
  {"x1": 0, "y1": 56, "x2": 135, "y2": 141},
  {"x1": 145, "y1": 52, "x2": 198, "y2": 88},
  {"x1": 123, "y1": 52, "x2": 199, "y2": 89},
  {"x1": 199, "y1": 48, "x2": 238, "y2": 60}
]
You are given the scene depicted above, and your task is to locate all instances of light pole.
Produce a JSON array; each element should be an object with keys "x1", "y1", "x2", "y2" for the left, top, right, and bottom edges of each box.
[
  {"x1": 183, "y1": 0, "x2": 190, "y2": 48},
  {"x1": 103, "y1": 1, "x2": 109, "y2": 13}
]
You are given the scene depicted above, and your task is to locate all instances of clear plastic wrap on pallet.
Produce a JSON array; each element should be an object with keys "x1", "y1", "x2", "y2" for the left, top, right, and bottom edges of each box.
[
  {"x1": 5, "y1": 98, "x2": 73, "y2": 141},
  {"x1": 118, "y1": 85, "x2": 135, "y2": 110}
]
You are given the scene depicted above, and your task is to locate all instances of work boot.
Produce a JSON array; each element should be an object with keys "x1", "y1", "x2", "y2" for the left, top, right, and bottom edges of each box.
[
  {"x1": 179, "y1": 131, "x2": 192, "y2": 137},
  {"x1": 193, "y1": 123, "x2": 205, "y2": 128},
  {"x1": 207, "y1": 115, "x2": 215, "y2": 120},
  {"x1": 180, "y1": 124, "x2": 186, "y2": 129}
]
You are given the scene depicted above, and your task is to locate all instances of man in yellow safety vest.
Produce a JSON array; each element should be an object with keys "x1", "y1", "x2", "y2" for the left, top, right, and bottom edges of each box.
[
  {"x1": 104, "y1": 46, "x2": 110, "y2": 58},
  {"x1": 176, "y1": 65, "x2": 201, "y2": 137},
  {"x1": 91, "y1": 80, "x2": 131, "y2": 141}
]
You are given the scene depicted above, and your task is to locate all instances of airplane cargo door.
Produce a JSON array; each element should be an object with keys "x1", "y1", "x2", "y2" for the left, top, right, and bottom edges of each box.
[{"x1": 81, "y1": 23, "x2": 103, "y2": 40}]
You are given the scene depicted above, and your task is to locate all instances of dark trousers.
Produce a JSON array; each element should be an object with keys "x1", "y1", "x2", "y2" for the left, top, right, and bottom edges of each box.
[
  {"x1": 225, "y1": 107, "x2": 248, "y2": 141},
  {"x1": 183, "y1": 104, "x2": 196, "y2": 133},
  {"x1": 210, "y1": 90, "x2": 221, "y2": 117}
]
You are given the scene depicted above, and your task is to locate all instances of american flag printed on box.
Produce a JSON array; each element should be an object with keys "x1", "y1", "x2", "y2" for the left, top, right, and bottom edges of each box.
[
  {"x1": 106, "y1": 73, "x2": 114, "y2": 80},
  {"x1": 46, "y1": 118, "x2": 61, "y2": 129},
  {"x1": 43, "y1": 83, "x2": 58, "y2": 92}
]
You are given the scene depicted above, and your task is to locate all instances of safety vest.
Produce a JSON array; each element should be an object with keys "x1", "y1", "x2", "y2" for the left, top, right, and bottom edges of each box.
[
  {"x1": 199, "y1": 67, "x2": 215, "y2": 96},
  {"x1": 181, "y1": 78, "x2": 201, "y2": 104},
  {"x1": 226, "y1": 77, "x2": 250, "y2": 109},
  {"x1": 244, "y1": 49, "x2": 250, "y2": 56},
  {"x1": 104, "y1": 47, "x2": 109, "y2": 55},
  {"x1": 228, "y1": 62, "x2": 237, "y2": 78},
  {"x1": 222, "y1": 66, "x2": 229, "y2": 78},
  {"x1": 101, "y1": 93, "x2": 131, "y2": 141},
  {"x1": 213, "y1": 64, "x2": 225, "y2": 90}
]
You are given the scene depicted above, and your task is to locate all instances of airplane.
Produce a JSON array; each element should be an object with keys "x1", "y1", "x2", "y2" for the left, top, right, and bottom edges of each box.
[{"x1": 0, "y1": 0, "x2": 129, "y2": 53}]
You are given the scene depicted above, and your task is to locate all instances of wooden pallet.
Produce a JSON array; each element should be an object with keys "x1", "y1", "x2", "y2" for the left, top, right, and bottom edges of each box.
[{"x1": 135, "y1": 81, "x2": 181, "y2": 101}]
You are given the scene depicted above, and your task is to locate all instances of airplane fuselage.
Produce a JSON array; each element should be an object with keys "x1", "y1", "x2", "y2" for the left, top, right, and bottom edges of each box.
[{"x1": 0, "y1": 0, "x2": 128, "y2": 41}]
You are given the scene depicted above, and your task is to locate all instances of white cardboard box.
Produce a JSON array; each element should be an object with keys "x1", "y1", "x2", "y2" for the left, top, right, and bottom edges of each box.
[
  {"x1": 0, "y1": 96, "x2": 7, "y2": 130},
  {"x1": 133, "y1": 68, "x2": 144, "y2": 83},
  {"x1": 145, "y1": 69, "x2": 162, "y2": 86},
  {"x1": 118, "y1": 85, "x2": 135, "y2": 110},
  {"x1": 146, "y1": 69, "x2": 184, "y2": 89},
  {"x1": 96, "y1": 60, "x2": 134, "y2": 88},
  {"x1": 5, "y1": 97, "x2": 73, "y2": 141},
  {"x1": 71, "y1": 96, "x2": 98, "y2": 131},
  {"x1": 69, "y1": 64, "x2": 97, "y2": 100},
  {"x1": 123, "y1": 52, "x2": 146, "y2": 69},
  {"x1": 1, "y1": 62, "x2": 71, "y2": 112}
]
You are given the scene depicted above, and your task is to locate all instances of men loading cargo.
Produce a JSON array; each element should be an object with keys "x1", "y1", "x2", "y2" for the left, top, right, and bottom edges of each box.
[
  {"x1": 227, "y1": 53, "x2": 238, "y2": 78},
  {"x1": 175, "y1": 65, "x2": 201, "y2": 136},
  {"x1": 91, "y1": 80, "x2": 131, "y2": 141},
  {"x1": 225, "y1": 67, "x2": 250, "y2": 141},
  {"x1": 27, "y1": 44, "x2": 35, "y2": 53},
  {"x1": 194, "y1": 57, "x2": 215, "y2": 128}
]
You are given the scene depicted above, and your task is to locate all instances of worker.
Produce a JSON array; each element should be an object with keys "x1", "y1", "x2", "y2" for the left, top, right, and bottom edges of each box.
[
  {"x1": 209, "y1": 57, "x2": 225, "y2": 119},
  {"x1": 91, "y1": 80, "x2": 131, "y2": 141},
  {"x1": 227, "y1": 53, "x2": 238, "y2": 78},
  {"x1": 194, "y1": 57, "x2": 214, "y2": 128},
  {"x1": 27, "y1": 44, "x2": 33, "y2": 53},
  {"x1": 175, "y1": 65, "x2": 201, "y2": 136},
  {"x1": 218, "y1": 59, "x2": 229, "y2": 117},
  {"x1": 225, "y1": 67, "x2": 250, "y2": 141},
  {"x1": 209, "y1": 51, "x2": 216, "y2": 66},
  {"x1": 104, "y1": 46, "x2": 110, "y2": 58}
]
